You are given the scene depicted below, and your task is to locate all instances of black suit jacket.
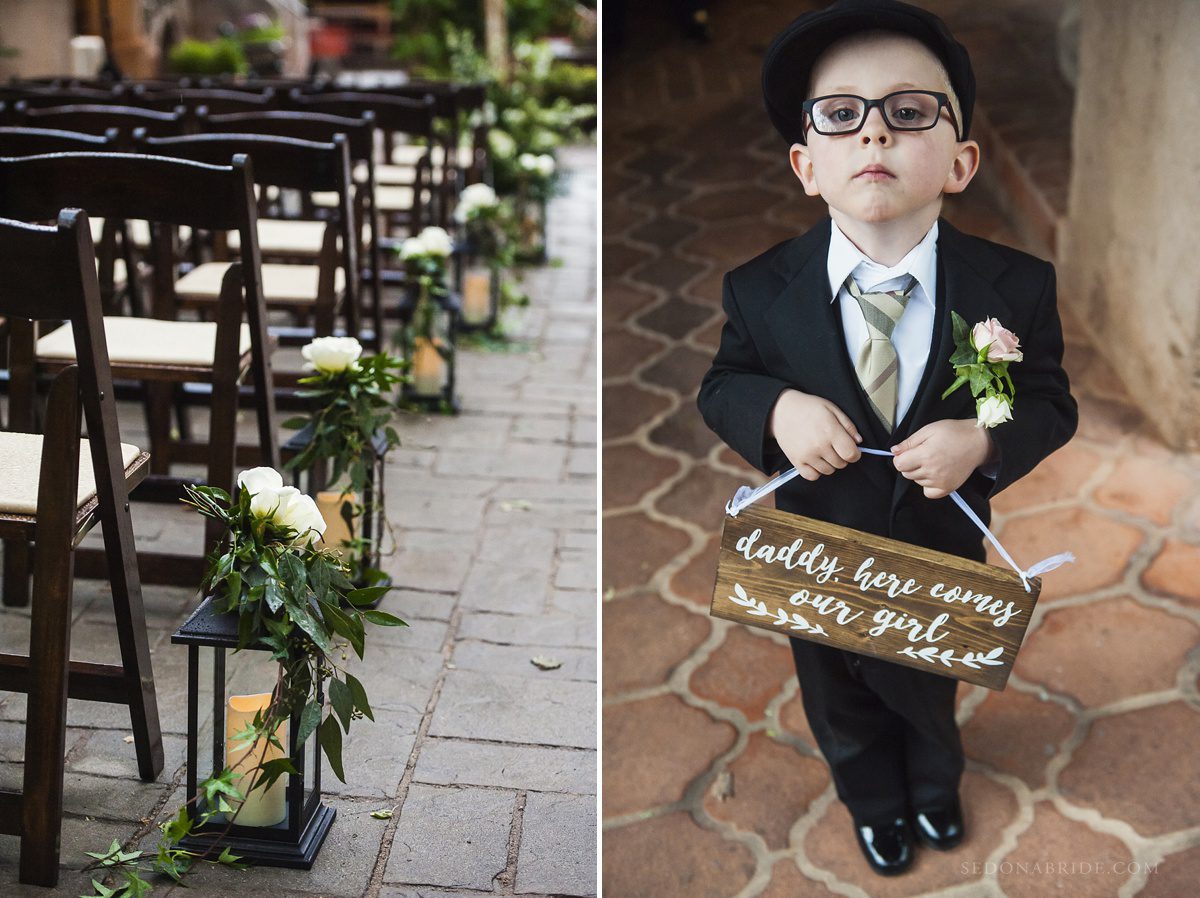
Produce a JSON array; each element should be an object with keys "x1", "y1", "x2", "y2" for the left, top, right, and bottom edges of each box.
[{"x1": 697, "y1": 216, "x2": 1078, "y2": 564}]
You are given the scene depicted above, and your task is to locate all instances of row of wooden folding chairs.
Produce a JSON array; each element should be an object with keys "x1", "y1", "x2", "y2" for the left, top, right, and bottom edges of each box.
[{"x1": 0, "y1": 146, "x2": 285, "y2": 879}]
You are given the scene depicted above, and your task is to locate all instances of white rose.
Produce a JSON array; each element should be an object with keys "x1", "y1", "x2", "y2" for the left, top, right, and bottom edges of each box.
[
  {"x1": 489, "y1": 129, "x2": 516, "y2": 159},
  {"x1": 418, "y1": 225, "x2": 453, "y2": 257},
  {"x1": 535, "y1": 154, "x2": 556, "y2": 177},
  {"x1": 301, "y1": 336, "x2": 363, "y2": 373},
  {"x1": 518, "y1": 152, "x2": 538, "y2": 171},
  {"x1": 976, "y1": 394, "x2": 1013, "y2": 429},
  {"x1": 454, "y1": 183, "x2": 498, "y2": 223},
  {"x1": 238, "y1": 467, "x2": 284, "y2": 516},
  {"x1": 271, "y1": 486, "x2": 327, "y2": 545},
  {"x1": 399, "y1": 234, "x2": 427, "y2": 259}
]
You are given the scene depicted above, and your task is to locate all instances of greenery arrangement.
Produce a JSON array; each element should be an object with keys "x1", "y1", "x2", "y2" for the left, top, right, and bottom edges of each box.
[
  {"x1": 167, "y1": 17, "x2": 287, "y2": 75},
  {"x1": 82, "y1": 471, "x2": 405, "y2": 897},
  {"x1": 284, "y1": 337, "x2": 406, "y2": 580},
  {"x1": 399, "y1": 225, "x2": 454, "y2": 345}
]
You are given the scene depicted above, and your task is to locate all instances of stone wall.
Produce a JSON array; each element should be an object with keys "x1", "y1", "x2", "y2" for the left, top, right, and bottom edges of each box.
[
  {"x1": 0, "y1": 0, "x2": 74, "y2": 79},
  {"x1": 1059, "y1": 0, "x2": 1200, "y2": 448}
]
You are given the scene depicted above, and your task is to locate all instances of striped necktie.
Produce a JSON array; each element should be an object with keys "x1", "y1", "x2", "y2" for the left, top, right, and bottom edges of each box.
[{"x1": 844, "y1": 273, "x2": 918, "y2": 430}]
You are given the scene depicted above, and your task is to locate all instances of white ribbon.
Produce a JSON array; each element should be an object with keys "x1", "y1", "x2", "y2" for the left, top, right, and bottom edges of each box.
[{"x1": 724, "y1": 447, "x2": 1074, "y2": 593}]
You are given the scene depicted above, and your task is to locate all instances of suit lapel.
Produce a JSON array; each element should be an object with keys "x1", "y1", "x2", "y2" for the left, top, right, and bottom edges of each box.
[
  {"x1": 764, "y1": 218, "x2": 893, "y2": 493},
  {"x1": 891, "y1": 217, "x2": 1013, "y2": 508}
]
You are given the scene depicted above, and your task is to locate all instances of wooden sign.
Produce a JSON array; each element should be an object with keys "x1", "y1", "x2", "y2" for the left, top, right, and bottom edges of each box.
[{"x1": 711, "y1": 505, "x2": 1040, "y2": 690}]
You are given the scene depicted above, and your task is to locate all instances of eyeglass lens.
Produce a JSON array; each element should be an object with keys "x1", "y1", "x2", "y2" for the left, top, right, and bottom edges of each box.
[{"x1": 810, "y1": 92, "x2": 943, "y2": 134}]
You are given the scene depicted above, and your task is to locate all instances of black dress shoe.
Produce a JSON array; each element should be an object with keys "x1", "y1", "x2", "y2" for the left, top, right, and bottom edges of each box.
[
  {"x1": 913, "y1": 798, "x2": 964, "y2": 850},
  {"x1": 853, "y1": 816, "x2": 914, "y2": 876}
]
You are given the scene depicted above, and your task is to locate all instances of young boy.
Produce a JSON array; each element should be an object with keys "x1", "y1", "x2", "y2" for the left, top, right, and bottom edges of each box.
[{"x1": 697, "y1": 0, "x2": 1077, "y2": 877}]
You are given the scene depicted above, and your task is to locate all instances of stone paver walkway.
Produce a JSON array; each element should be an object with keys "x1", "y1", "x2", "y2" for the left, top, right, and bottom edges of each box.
[
  {"x1": 602, "y1": 4, "x2": 1200, "y2": 897},
  {"x1": 0, "y1": 145, "x2": 596, "y2": 897}
]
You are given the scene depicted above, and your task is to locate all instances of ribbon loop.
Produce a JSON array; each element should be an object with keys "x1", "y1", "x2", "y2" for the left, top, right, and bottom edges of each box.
[{"x1": 725, "y1": 447, "x2": 1072, "y2": 592}]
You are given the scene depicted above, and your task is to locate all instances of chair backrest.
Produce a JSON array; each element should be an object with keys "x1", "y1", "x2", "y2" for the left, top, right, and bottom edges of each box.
[
  {"x1": 286, "y1": 90, "x2": 435, "y2": 141},
  {"x1": 134, "y1": 87, "x2": 276, "y2": 114},
  {"x1": 136, "y1": 132, "x2": 359, "y2": 317},
  {"x1": 0, "y1": 126, "x2": 117, "y2": 156},
  {"x1": 0, "y1": 85, "x2": 128, "y2": 108},
  {"x1": 198, "y1": 109, "x2": 376, "y2": 165},
  {"x1": 18, "y1": 104, "x2": 188, "y2": 143}
]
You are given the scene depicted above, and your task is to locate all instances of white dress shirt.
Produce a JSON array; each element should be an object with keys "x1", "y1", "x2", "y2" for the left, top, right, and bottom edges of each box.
[{"x1": 827, "y1": 218, "x2": 939, "y2": 427}]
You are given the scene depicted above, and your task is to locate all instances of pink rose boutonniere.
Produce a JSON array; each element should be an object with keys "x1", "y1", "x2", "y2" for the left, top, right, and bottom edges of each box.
[{"x1": 942, "y1": 313, "x2": 1023, "y2": 428}]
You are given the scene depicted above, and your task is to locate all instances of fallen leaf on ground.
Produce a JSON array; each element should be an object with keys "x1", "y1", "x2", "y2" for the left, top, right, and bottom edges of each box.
[
  {"x1": 530, "y1": 656, "x2": 563, "y2": 671},
  {"x1": 370, "y1": 809, "x2": 393, "y2": 820}
]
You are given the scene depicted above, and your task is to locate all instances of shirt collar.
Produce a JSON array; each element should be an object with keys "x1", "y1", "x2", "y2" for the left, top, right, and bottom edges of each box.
[{"x1": 827, "y1": 217, "x2": 938, "y2": 307}]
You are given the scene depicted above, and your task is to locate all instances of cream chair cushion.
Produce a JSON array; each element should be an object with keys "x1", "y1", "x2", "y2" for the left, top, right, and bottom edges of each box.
[
  {"x1": 89, "y1": 218, "x2": 190, "y2": 248},
  {"x1": 355, "y1": 162, "x2": 417, "y2": 185},
  {"x1": 390, "y1": 145, "x2": 473, "y2": 168},
  {"x1": 227, "y1": 220, "x2": 327, "y2": 256},
  {"x1": 37, "y1": 317, "x2": 252, "y2": 368},
  {"x1": 176, "y1": 262, "x2": 345, "y2": 304},
  {"x1": 0, "y1": 432, "x2": 141, "y2": 516}
]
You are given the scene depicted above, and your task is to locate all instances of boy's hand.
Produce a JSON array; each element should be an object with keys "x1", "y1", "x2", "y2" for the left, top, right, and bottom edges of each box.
[
  {"x1": 891, "y1": 419, "x2": 995, "y2": 499},
  {"x1": 769, "y1": 389, "x2": 862, "y2": 481}
]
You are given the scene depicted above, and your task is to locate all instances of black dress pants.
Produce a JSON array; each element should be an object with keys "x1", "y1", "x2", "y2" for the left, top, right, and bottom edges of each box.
[{"x1": 789, "y1": 638, "x2": 964, "y2": 823}]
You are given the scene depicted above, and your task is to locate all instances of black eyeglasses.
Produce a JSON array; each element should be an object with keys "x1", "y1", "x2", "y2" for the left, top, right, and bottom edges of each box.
[{"x1": 800, "y1": 91, "x2": 960, "y2": 142}]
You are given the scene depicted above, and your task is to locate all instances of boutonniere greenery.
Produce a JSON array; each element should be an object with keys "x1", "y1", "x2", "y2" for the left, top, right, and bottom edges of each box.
[{"x1": 942, "y1": 313, "x2": 1023, "y2": 428}]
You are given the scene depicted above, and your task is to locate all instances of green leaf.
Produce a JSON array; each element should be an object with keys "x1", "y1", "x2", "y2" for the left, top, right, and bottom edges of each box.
[
  {"x1": 346, "y1": 585, "x2": 391, "y2": 607},
  {"x1": 217, "y1": 846, "x2": 247, "y2": 868},
  {"x1": 345, "y1": 672, "x2": 374, "y2": 722},
  {"x1": 968, "y1": 366, "x2": 992, "y2": 397},
  {"x1": 256, "y1": 757, "x2": 300, "y2": 792},
  {"x1": 296, "y1": 699, "x2": 323, "y2": 746},
  {"x1": 281, "y1": 416, "x2": 311, "y2": 430},
  {"x1": 160, "y1": 805, "x2": 193, "y2": 845},
  {"x1": 370, "y1": 808, "x2": 394, "y2": 820},
  {"x1": 951, "y1": 310, "x2": 969, "y2": 347},
  {"x1": 119, "y1": 869, "x2": 152, "y2": 898},
  {"x1": 81, "y1": 878, "x2": 126, "y2": 898},
  {"x1": 264, "y1": 577, "x2": 285, "y2": 613},
  {"x1": 319, "y1": 714, "x2": 346, "y2": 782},
  {"x1": 329, "y1": 677, "x2": 354, "y2": 733},
  {"x1": 364, "y1": 609, "x2": 408, "y2": 628},
  {"x1": 84, "y1": 839, "x2": 142, "y2": 867}
]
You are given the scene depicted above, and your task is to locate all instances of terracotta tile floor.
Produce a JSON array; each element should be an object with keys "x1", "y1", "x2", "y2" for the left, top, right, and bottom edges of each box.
[{"x1": 602, "y1": 2, "x2": 1200, "y2": 895}]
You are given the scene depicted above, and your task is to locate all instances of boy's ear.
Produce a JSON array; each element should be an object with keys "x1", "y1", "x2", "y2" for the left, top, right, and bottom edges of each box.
[
  {"x1": 944, "y1": 139, "x2": 981, "y2": 195},
  {"x1": 789, "y1": 143, "x2": 821, "y2": 197}
]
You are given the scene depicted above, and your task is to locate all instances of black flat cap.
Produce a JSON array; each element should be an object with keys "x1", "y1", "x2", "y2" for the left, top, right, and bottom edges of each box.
[{"x1": 762, "y1": 0, "x2": 975, "y2": 145}]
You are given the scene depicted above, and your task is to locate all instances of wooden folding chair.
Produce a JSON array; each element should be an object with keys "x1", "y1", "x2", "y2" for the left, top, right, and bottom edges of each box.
[
  {"x1": 133, "y1": 86, "x2": 277, "y2": 115},
  {"x1": 135, "y1": 132, "x2": 359, "y2": 349},
  {"x1": 284, "y1": 90, "x2": 435, "y2": 239},
  {"x1": 197, "y1": 109, "x2": 386, "y2": 348},
  {"x1": 0, "y1": 151, "x2": 278, "y2": 588},
  {"x1": 0, "y1": 209, "x2": 163, "y2": 886}
]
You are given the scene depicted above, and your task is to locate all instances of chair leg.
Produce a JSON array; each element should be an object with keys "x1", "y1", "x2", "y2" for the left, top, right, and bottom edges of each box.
[
  {"x1": 18, "y1": 540, "x2": 73, "y2": 886},
  {"x1": 144, "y1": 382, "x2": 174, "y2": 476},
  {"x1": 2, "y1": 540, "x2": 31, "y2": 608}
]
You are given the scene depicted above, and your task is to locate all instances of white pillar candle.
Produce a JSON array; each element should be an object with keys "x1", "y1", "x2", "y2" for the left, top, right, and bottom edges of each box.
[
  {"x1": 411, "y1": 336, "x2": 447, "y2": 396},
  {"x1": 462, "y1": 270, "x2": 492, "y2": 325},
  {"x1": 226, "y1": 692, "x2": 287, "y2": 827},
  {"x1": 316, "y1": 490, "x2": 358, "y2": 558}
]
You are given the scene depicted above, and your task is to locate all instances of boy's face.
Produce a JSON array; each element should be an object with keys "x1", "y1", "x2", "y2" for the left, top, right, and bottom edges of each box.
[{"x1": 790, "y1": 31, "x2": 979, "y2": 227}]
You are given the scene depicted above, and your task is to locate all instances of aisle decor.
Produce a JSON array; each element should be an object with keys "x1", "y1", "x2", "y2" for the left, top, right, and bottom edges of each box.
[
  {"x1": 83, "y1": 470, "x2": 406, "y2": 894},
  {"x1": 284, "y1": 336, "x2": 405, "y2": 586},
  {"x1": 454, "y1": 182, "x2": 531, "y2": 334},
  {"x1": 398, "y1": 225, "x2": 460, "y2": 411}
]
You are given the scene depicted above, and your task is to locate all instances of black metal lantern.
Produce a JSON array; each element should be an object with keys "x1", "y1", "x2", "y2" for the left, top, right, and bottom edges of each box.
[
  {"x1": 399, "y1": 283, "x2": 460, "y2": 413},
  {"x1": 453, "y1": 236, "x2": 501, "y2": 334},
  {"x1": 171, "y1": 597, "x2": 335, "y2": 868},
  {"x1": 282, "y1": 426, "x2": 393, "y2": 592}
]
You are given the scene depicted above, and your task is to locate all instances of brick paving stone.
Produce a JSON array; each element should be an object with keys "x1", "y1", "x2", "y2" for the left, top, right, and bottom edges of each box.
[
  {"x1": 640, "y1": 345, "x2": 716, "y2": 395},
  {"x1": 960, "y1": 687, "x2": 1075, "y2": 789},
  {"x1": 1014, "y1": 596, "x2": 1200, "y2": 706},
  {"x1": 602, "y1": 444, "x2": 681, "y2": 509},
  {"x1": 777, "y1": 690, "x2": 820, "y2": 749},
  {"x1": 1058, "y1": 701, "x2": 1200, "y2": 836},
  {"x1": 1141, "y1": 538, "x2": 1200, "y2": 605},
  {"x1": 989, "y1": 507, "x2": 1144, "y2": 601},
  {"x1": 758, "y1": 861, "x2": 844, "y2": 898},
  {"x1": 1143, "y1": 844, "x2": 1200, "y2": 897},
  {"x1": 648, "y1": 404, "x2": 723, "y2": 458},
  {"x1": 602, "y1": 812, "x2": 756, "y2": 898},
  {"x1": 654, "y1": 463, "x2": 748, "y2": 521},
  {"x1": 514, "y1": 792, "x2": 596, "y2": 896},
  {"x1": 456, "y1": 610, "x2": 595, "y2": 648},
  {"x1": 804, "y1": 770, "x2": 1019, "y2": 895},
  {"x1": 703, "y1": 732, "x2": 829, "y2": 849},
  {"x1": 1094, "y1": 456, "x2": 1197, "y2": 526},
  {"x1": 603, "y1": 695, "x2": 735, "y2": 817},
  {"x1": 634, "y1": 296, "x2": 714, "y2": 341},
  {"x1": 451, "y1": 641, "x2": 596, "y2": 682},
  {"x1": 689, "y1": 628, "x2": 797, "y2": 723},
  {"x1": 429, "y1": 670, "x2": 595, "y2": 749},
  {"x1": 414, "y1": 739, "x2": 594, "y2": 794},
  {"x1": 667, "y1": 533, "x2": 722, "y2": 608},
  {"x1": 996, "y1": 801, "x2": 1133, "y2": 898},
  {"x1": 989, "y1": 440, "x2": 1104, "y2": 514},
  {"x1": 383, "y1": 785, "x2": 514, "y2": 890},
  {"x1": 603, "y1": 593, "x2": 710, "y2": 696},
  {"x1": 602, "y1": 382, "x2": 673, "y2": 439},
  {"x1": 602, "y1": 511, "x2": 690, "y2": 593}
]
